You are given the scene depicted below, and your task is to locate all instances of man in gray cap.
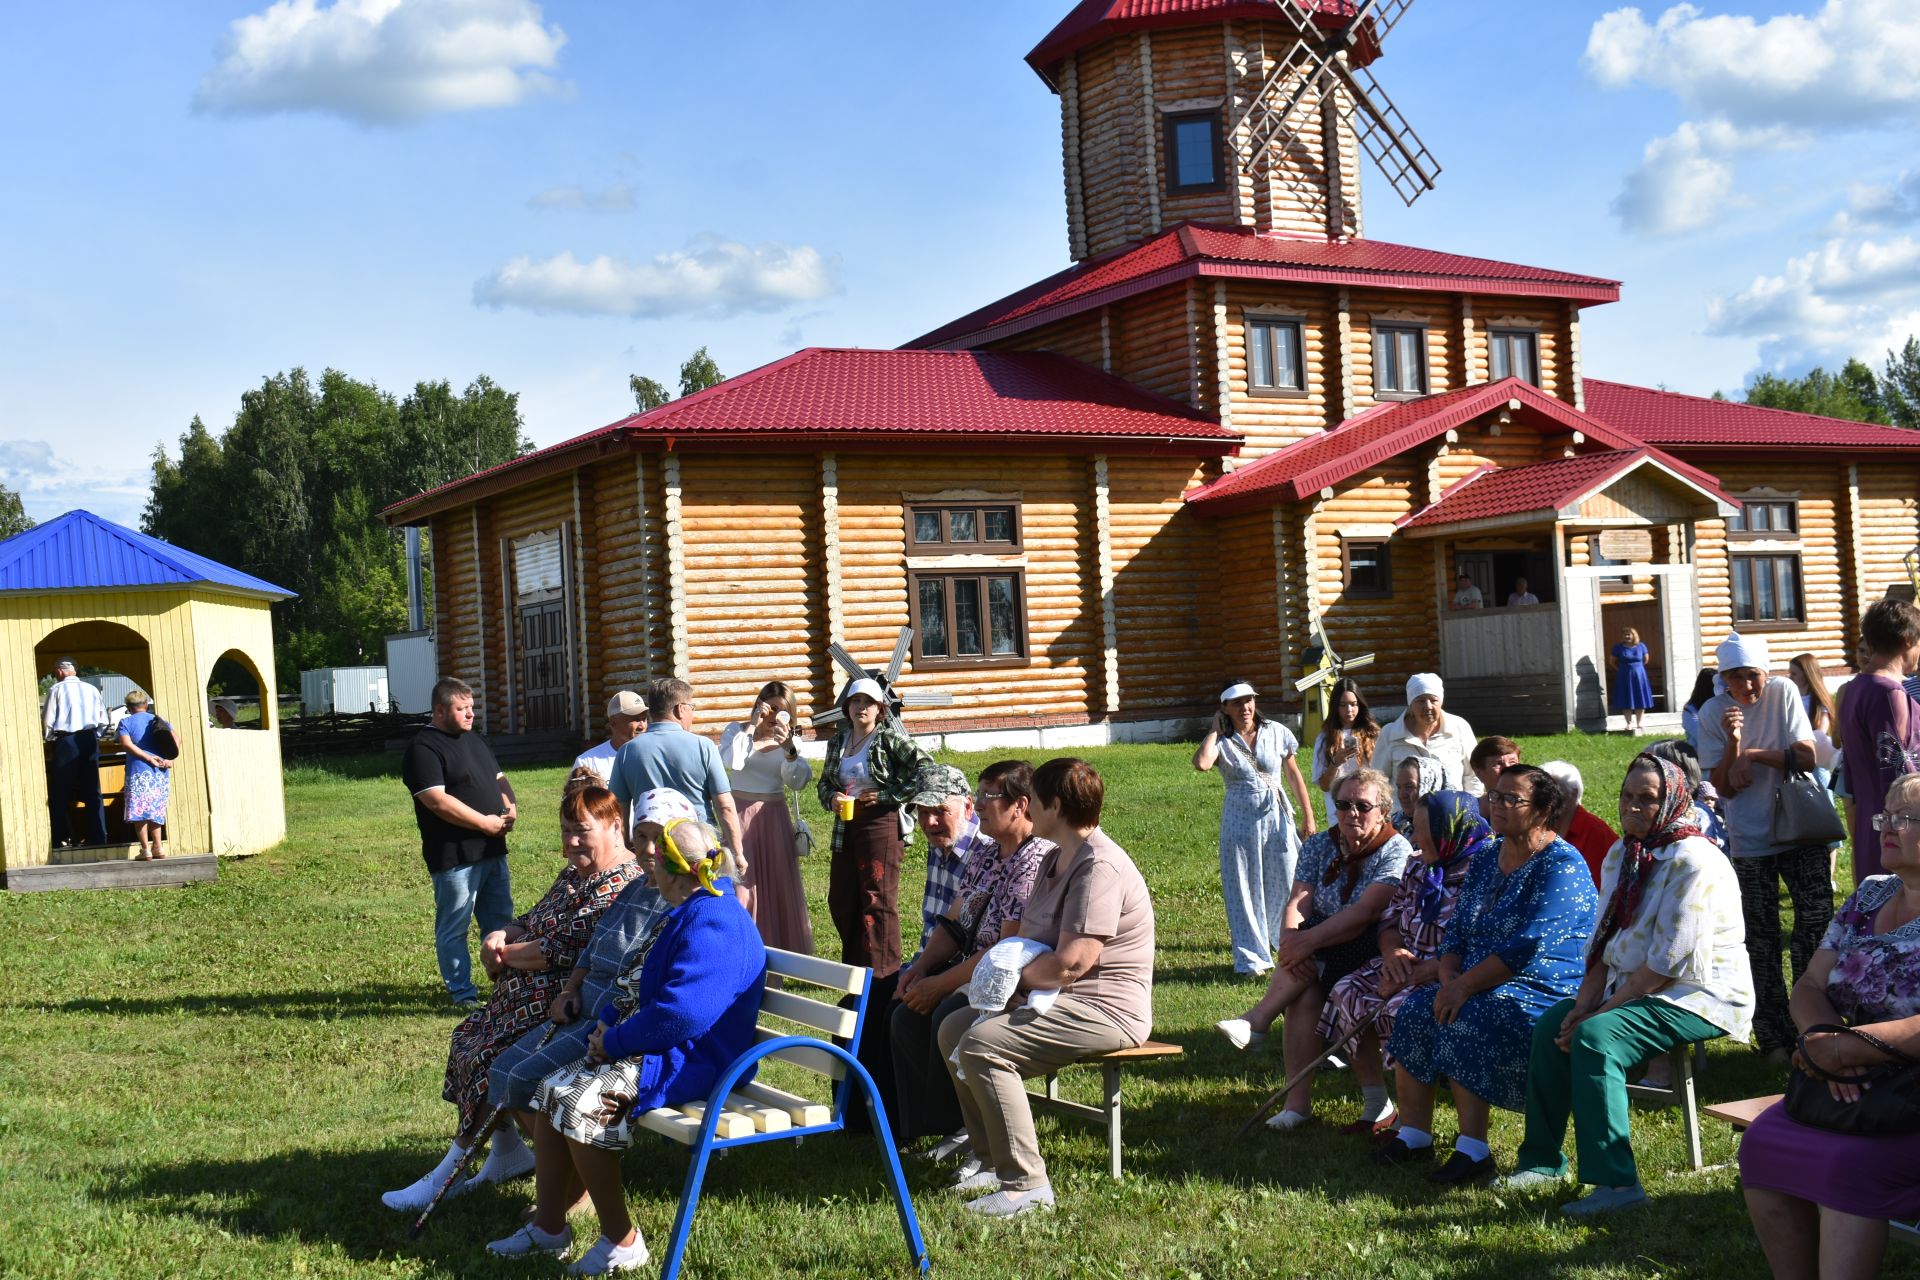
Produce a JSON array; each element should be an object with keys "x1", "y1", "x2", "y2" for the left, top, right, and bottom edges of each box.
[
  {"x1": 572, "y1": 690, "x2": 648, "y2": 785},
  {"x1": 906, "y1": 763, "x2": 985, "y2": 964}
]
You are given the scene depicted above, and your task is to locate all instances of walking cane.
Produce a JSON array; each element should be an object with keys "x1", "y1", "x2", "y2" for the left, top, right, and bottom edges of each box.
[
  {"x1": 408, "y1": 1020, "x2": 561, "y2": 1239},
  {"x1": 1231, "y1": 1007, "x2": 1386, "y2": 1143}
]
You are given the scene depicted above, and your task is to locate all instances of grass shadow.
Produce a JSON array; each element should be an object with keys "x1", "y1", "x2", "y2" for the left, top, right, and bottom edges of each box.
[{"x1": 45, "y1": 983, "x2": 456, "y2": 1019}]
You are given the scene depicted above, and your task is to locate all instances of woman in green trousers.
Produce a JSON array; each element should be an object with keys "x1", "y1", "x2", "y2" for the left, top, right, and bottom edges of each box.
[{"x1": 1501, "y1": 752, "x2": 1754, "y2": 1215}]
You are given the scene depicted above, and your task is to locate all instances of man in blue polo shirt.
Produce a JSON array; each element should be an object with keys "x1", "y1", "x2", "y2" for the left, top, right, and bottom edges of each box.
[{"x1": 609, "y1": 677, "x2": 743, "y2": 854}]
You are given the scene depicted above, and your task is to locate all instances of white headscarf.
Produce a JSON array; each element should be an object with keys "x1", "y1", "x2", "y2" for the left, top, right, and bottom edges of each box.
[
  {"x1": 1406, "y1": 673, "x2": 1444, "y2": 703},
  {"x1": 1715, "y1": 632, "x2": 1771, "y2": 674}
]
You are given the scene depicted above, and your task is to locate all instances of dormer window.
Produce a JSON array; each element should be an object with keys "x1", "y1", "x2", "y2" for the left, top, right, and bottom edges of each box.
[
  {"x1": 1375, "y1": 324, "x2": 1429, "y2": 397},
  {"x1": 1164, "y1": 110, "x2": 1223, "y2": 194}
]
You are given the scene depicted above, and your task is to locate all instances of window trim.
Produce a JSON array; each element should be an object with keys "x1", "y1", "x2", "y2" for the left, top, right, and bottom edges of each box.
[
  {"x1": 1341, "y1": 538, "x2": 1393, "y2": 599},
  {"x1": 906, "y1": 502, "x2": 1024, "y2": 554},
  {"x1": 1727, "y1": 497, "x2": 1801, "y2": 541},
  {"x1": 1163, "y1": 108, "x2": 1225, "y2": 195},
  {"x1": 1488, "y1": 328, "x2": 1541, "y2": 386},
  {"x1": 1730, "y1": 550, "x2": 1807, "y2": 629},
  {"x1": 907, "y1": 567, "x2": 1031, "y2": 670},
  {"x1": 1373, "y1": 323, "x2": 1430, "y2": 399},
  {"x1": 1244, "y1": 312, "x2": 1309, "y2": 399}
]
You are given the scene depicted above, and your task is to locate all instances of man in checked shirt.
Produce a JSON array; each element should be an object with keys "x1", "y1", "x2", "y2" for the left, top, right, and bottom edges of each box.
[{"x1": 43, "y1": 657, "x2": 109, "y2": 848}]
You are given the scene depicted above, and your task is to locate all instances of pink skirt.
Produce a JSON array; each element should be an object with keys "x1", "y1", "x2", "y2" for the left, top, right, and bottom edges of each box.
[{"x1": 734, "y1": 792, "x2": 815, "y2": 956}]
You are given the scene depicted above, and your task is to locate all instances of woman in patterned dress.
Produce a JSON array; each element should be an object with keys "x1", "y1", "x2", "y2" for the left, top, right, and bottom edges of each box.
[
  {"x1": 1194, "y1": 680, "x2": 1317, "y2": 977},
  {"x1": 1504, "y1": 754, "x2": 1753, "y2": 1215},
  {"x1": 1317, "y1": 790, "x2": 1490, "y2": 1135},
  {"x1": 116, "y1": 690, "x2": 172, "y2": 860},
  {"x1": 1378, "y1": 765, "x2": 1600, "y2": 1185},
  {"x1": 381, "y1": 773, "x2": 638, "y2": 1212},
  {"x1": 1742, "y1": 772, "x2": 1920, "y2": 1275}
]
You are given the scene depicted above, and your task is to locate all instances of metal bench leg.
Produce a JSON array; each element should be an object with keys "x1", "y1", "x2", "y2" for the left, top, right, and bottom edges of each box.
[
  {"x1": 1045, "y1": 1071, "x2": 1060, "y2": 1101},
  {"x1": 1103, "y1": 1065, "x2": 1123, "y2": 1180},
  {"x1": 1675, "y1": 1047, "x2": 1703, "y2": 1173},
  {"x1": 658, "y1": 1133, "x2": 718, "y2": 1280}
]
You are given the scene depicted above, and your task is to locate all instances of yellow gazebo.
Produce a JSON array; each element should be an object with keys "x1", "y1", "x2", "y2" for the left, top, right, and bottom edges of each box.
[{"x1": 0, "y1": 511, "x2": 293, "y2": 889}]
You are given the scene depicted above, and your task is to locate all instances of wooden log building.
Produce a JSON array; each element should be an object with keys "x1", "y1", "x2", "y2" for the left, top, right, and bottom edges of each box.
[{"x1": 384, "y1": 0, "x2": 1920, "y2": 744}]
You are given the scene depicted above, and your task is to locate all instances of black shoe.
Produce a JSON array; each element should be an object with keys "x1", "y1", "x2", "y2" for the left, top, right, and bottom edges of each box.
[
  {"x1": 1370, "y1": 1134, "x2": 1435, "y2": 1167},
  {"x1": 1427, "y1": 1151, "x2": 1497, "y2": 1185}
]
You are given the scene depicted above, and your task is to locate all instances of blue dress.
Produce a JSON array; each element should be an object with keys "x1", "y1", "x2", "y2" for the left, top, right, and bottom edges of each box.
[
  {"x1": 1388, "y1": 837, "x2": 1599, "y2": 1112},
  {"x1": 1214, "y1": 720, "x2": 1302, "y2": 975},
  {"x1": 117, "y1": 710, "x2": 171, "y2": 823},
  {"x1": 1610, "y1": 642, "x2": 1654, "y2": 712}
]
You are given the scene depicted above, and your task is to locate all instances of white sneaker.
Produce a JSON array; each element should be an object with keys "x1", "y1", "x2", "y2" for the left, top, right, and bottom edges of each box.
[
  {"x1": 486, "y1": 1222, "x2": 572, "y2": 1258},
  {"x1": 1264, "y1": 1109, "x2": 1311, "y2": 1132},
  {"x1": 463, "y1": 1140, "x2": 537, "y2": 1191},
  {"x1": 927, "y1": 1129, "x2": 970, "y2": 1162},
  {"x1": 380, "y1": 1169, "x2": 467, "y2": 1213},
  {"x1": 1215, "y1": 1018, "x2": 1267, "y2": 1051},
  {"x1": 952, "y1": 1158, "x2": 998, "y2": 1193},
  {"x1": 567, "y1": 1233, "x2": 650, "y2": 1275},
  {"x1": 965, "y1": 1184, "x2": 1055, "y2": 1218}
]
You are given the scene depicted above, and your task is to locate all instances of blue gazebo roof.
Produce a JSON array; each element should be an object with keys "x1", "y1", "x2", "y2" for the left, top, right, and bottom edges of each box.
[{"x1": 0, "y1": 510, "x2": 295, "y2": 600}]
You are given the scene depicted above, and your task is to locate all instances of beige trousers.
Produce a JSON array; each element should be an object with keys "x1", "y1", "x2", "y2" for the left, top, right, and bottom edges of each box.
[{"x1": 935, "y1": 994, "x2": 1131, "y2": 1192}]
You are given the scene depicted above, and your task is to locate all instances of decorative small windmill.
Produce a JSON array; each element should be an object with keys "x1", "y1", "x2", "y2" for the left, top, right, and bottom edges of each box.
[
  {"x1": 1232, "y1": 0, "x2": 1441, "y2": 208},
  {"x1": 810, "y1": 626, "x2": 955, "y2": 730},
  {"x1": 1293, "y1": 614, "x2": 1376, "y2": 745}
]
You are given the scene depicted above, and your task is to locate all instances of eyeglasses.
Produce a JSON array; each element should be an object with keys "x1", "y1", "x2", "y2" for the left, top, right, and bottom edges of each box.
[
  {"x1": 976, "y1": 791, "x2": 1006, "y2": 804},
  {"x1": 1487, "y1": 792, "x2": 1533, "y2": 810},
  {"x1": 1335, "y1": 800, "x2": 1379, "y2": 814},
  {"x1": 1872, "y1": 812, "x2": 1920, "y2": 833}
]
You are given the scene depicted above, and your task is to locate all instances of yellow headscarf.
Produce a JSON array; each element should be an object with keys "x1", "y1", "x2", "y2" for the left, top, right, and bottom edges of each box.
[{"x1": 659, "y1": 817, "x2": 723, "y2": 898}]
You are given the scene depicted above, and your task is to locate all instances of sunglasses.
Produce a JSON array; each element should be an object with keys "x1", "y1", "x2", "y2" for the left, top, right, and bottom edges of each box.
[{"x1": 1335, "y1": 800, "x2": 1379, "y2": 814}]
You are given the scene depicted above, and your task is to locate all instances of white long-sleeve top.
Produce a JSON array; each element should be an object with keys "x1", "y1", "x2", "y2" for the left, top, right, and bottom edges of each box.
[
  {"x1": 719, "y1": 722, "x2": 813, "y2": 794},
  {"x1": 43, "y1": 676, "x2": 107, "y2": 739}
]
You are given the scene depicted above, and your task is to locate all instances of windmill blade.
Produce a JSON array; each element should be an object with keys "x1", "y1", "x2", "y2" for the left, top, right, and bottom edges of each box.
[
  {"x1": 1341, "y1": 0, "x2": 1417, "y2": 55},
  {"x1": 810, "y1": 707, "x2": 846, "y2": 728},
  {"x1": 1338, "y1": 653, "x2": 1377, "y2": 673},
  {"x1": 899, "y1": 691, "x2": 956, "y2": 707},
  {"x1": 828, "y1": 643, "x2": 869, "y2": 686},
  {"x1": 1234, "y1": 38, "x2": 1340, "y2": 178},
  {"x1": 884, "y1": 627, "x2": 913, "y2": 685},
  {"x1": 1294, "y1": 667, "x2": 1338, "y2": 694},
  {"x1": 1331, "y1": 60, "x2": 1441, "y2": 205}
]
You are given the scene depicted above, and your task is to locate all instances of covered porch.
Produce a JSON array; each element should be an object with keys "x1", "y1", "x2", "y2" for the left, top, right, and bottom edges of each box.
[{"x1": 1397, "y1": 449, "x2": 1739, "y2": 733}]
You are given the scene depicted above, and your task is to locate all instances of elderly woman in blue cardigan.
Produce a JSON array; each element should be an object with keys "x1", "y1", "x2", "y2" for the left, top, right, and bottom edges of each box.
[{"x1": 488, "y1": 788, "x2": 766, "y2": 1277}]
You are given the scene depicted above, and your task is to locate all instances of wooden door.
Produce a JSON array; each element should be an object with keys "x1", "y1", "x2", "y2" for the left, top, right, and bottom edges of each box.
[
  {"x1": 1600, "y1": 598, "x2": 1667, "y2": 713},
  {"x1": 518, "y1": 600, "x2": 571, "y2": 731}
]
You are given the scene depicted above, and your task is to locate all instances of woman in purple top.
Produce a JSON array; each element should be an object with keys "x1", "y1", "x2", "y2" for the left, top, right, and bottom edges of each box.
[
  {"x1": 1838, "y1": 599, "x2": 1920, "y2": 885},
  {"x1": 1741, "y1": 772, "x2": 1920, "y2": 1277}
]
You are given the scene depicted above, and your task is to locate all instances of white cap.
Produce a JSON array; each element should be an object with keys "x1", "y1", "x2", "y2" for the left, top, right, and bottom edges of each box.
[
  {"x1": 606, "y1": 690, "x2": 645, "y2": 719},
  {"x1": 842, "y1": 677, "x2": 885, "y2": 706},
  {"x1": 1407, "y1": 673, "x2": 1444, "y2": 702},
  {"x1": 1219, "y1": 682, "x2": 1257, "y2": 703},
  {"x1": 635, "y1": 787, "x2": 699, "y2": 829},
  {"x1": 1716, "y1": 631, "x2": 1771, "y2": 674}
]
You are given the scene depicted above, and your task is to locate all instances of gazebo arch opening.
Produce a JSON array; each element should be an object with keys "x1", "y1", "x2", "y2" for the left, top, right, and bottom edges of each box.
[
  {"x1": 207, "y1": 649, "x2": 270, "y2": 730},
  {"x1": 33, "y1": 619, "x2": 155, "y2": 851}
]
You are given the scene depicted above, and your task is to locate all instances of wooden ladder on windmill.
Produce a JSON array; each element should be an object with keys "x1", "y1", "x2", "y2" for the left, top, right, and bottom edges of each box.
[{"x1": 1230, "y1": 0, "x2": 1442, "y2": 211}]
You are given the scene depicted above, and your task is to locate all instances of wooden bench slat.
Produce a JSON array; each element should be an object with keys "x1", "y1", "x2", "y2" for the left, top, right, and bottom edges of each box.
[
  {"x1": 755, "y1": 1025, "x2": 848, "y2": 1080},
  {"x1": 737, "y1": 1079, "x2": 834, "y2": 1127},
  {"x1": 681, "y1": 1098, "x2": 785, "y2": 1136},
  {"x1": 635, "y1": 1108, "x2": 703, "y2": 1146},
  {"x1": 758, "y1": 986, "x2": 859, "y2": 1040},
  {"x1": 1703, "y1": 1095, "x2": 1783, "y2": 1130},
  {"x1": 765, "y1": 948, "x2": 868, "y2": 997},
  {"x1": 1081, "y1": 1041, "x2": 1184, "y2": 1063}
]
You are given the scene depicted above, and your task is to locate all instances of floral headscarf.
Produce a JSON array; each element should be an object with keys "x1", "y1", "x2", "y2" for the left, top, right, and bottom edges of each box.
[
  {"x1": 1415, "y1": 790, "x2": 1494, "y2": 926},
  {"x1": 1589, "y1": 753, "x2": 1701, "y2": 961}
]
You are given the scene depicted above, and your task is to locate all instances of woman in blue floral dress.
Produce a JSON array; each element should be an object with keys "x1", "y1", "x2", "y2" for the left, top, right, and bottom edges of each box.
[
  {"x1": 116, "y1": 691, "x2": 172, "y2": 860},
  {"x1": 1378, "y1": 764, "x2": 1599, "y2": 1184}
]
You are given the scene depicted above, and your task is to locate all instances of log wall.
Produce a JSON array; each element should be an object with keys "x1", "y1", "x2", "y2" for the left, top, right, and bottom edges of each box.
[
  {"x1": 1855, "y1": 461, "x2": 1920, "y2": 604},
  {"x1": 1310, "y1": 459, "x2": 1436, "y2": 702},
  {"x1": 1074, "y1": 38, "x2": 1153, "y2": 258},
  {"x1": 482, "y1": 476, "x2": 577, "y2": 732},
  {"x1": 1692, "y1": 461, "x2": 1850, "y2": 668},
  {"x1": 1214, "y1": 507, "x2": 1288, "y2": 696},
  {"x1": 586, "y1": 453, "x2": 668, "y2": 705},
  {"x1": 1219, "y1": 282, "x2": 1340, "y2": 456},
  {"x1": 1107, "y1": 456, "x2": 1220, "y2": 709},
  {"x1": 429, "y1": 507, "x2": 484, "y2": 725}
]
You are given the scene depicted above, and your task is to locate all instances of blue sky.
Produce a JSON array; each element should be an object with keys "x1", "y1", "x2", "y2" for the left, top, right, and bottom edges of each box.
[{"x1": 4, "y1": 0, "x2": 1917, "y2": 528}]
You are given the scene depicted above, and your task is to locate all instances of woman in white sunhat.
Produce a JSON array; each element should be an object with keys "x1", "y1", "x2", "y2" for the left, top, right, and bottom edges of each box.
[
  {"x1": 1373, "y1": 674, "x2": 1481, "y2": 806},
  {"x1": 1195, "y1": 680, "x2": 1317, "y2": 977}
]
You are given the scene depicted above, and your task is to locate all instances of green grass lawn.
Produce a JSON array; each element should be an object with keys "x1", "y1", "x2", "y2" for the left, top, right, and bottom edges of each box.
[{"x1": 1, "y1": 734, "x2": 1911, "y2": 1279}]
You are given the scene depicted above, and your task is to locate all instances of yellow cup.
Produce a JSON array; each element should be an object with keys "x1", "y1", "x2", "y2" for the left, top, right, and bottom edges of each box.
[{"x1": 835, "y1": 795, "x2": 856, "y2": 821}]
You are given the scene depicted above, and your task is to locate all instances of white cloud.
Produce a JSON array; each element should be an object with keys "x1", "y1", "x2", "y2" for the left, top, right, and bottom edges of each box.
[
  {"x1": 473, "y1": 237, "x2": 842, "y2": 319},
  {"x1": 0, "y1": 440, "x2": 149, "y2": 527},
  {"x1": 528, "y1": 184, "x2": 635, "y2": 212},
  {"x1": 194, "y1": 0, "x2": 566, "y2": 125},
  {"x1": 1709, "y1": 233, "x2": 1920, "y2": 367},
  {"x1": 1611, "y1": 119, "x2": 1801, "y2": 236},
  {"x1": 1831, "y1": 170, "x2": 1920, "y2": 234},
  {"x1": 1587, "y1": 1, "x2": 1920, "y2": 236}
]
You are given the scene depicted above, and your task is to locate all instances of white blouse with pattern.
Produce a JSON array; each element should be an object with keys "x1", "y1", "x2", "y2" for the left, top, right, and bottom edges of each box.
[{"x1": 1592, "y1": 834, "x2": 1755, "y2": 1041}]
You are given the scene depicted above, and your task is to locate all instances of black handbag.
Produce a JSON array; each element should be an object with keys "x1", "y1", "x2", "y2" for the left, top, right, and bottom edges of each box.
[
  {"x1": 1771, "y1": 759, "x2": 1846, "y2": 846},
  {"x1": 1783, "y1": 1023, "x2": 1920, "y2": 1135},
  {"x1": 149, "y1": 718, "x2": 181, "y2": 761}
]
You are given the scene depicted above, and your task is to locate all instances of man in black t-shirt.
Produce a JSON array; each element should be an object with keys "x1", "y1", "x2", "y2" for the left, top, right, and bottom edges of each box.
[{"x1": 401, "y1": 676, "x2": 518, "y2": 1009}]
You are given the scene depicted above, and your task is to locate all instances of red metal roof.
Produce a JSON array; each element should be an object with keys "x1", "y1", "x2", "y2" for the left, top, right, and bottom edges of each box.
[
  {"x1": 1027, "y1": 1, "x2": 1371, "y2": 88},
  {"x1": 384, "y1": 348, "x2": 1240, "y2": 523},
  {"x1": 1185, "y1": 378, "x2": 1701, "y2": 516},
  {"x1": 908, "y1": 223, "x2": 1621, "y2": 349},
  {"x1": 1583, "y1": 378, "x2": 1920, "y2": 451},
  {"x1": 1397, "y1": 449, "x2": 1735, "y2": 531}
]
